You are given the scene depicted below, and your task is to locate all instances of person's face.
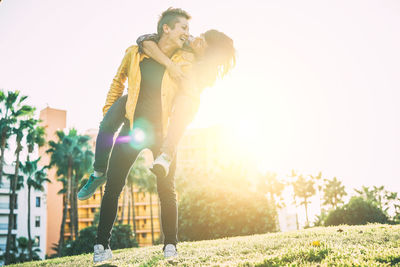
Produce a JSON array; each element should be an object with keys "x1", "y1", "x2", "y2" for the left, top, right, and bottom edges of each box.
[
  {"x1": 189, "y1": 34, "x2": 208, "y2": 57},
  {"x1": 164, "y1": 17, "x2": 189, "y2": 49}
]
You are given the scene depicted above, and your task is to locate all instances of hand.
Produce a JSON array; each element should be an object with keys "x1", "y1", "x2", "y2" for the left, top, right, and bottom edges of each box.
[{"x1": 166, "y1": 62, "x2": 188, "y2": 83}]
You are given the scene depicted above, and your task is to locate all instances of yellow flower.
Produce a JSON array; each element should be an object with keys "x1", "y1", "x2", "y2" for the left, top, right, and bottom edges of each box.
[{"x1": 311, "y1": 241, "x2": 321, "y2": 247}]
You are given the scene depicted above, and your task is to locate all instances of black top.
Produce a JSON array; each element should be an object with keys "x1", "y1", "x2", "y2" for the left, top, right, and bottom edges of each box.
[{"x1": 133, "y1": 58, "x2": 166, "y2": 132}]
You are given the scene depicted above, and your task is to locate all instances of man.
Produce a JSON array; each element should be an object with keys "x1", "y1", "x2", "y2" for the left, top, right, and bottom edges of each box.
[{"x1": 92, "y1": 8, "x2": 194, "y2": 264}]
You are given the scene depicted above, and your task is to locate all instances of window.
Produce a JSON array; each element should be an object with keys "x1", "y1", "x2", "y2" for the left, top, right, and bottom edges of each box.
[
  {"x1": 91, "y1": 208, "x2": 96, "y2": 213},
  {"x1": 141, "y1": 233, "x2": 147, "y2": 238},
  {"x1": 143, "y1": 219, "x2": 147, "y2": 224},
  {"x1": 35, "y1": 216, "x2": 40, "y2": 227},
  {"x1": 36, "y1": 197, "x2": 41, "y2": 207},
  {"x1": 34, "y1": 236, "x2": 40, "y2": 247}
]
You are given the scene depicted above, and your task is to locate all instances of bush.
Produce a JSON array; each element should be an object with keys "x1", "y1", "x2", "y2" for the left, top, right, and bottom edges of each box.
[
  {"x1": 62, "y1": 224, "x2": 138, "y2": 256},
  {"x1": 325, "y1": 197, "x2": 389, "y2": 226},
  {"x1": 178, "y1": 169, "x2": 277, "y2": 241}
]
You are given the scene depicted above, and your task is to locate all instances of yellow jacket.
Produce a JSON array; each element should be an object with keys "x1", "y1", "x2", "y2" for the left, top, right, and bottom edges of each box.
[{"x1": 102, "y1": 45, "x2": 196, "y2": 136}]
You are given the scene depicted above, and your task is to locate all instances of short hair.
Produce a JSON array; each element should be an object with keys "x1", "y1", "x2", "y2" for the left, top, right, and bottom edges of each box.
[{"x1": 157, "y1": 7, "x2": 191, "y2": 36}]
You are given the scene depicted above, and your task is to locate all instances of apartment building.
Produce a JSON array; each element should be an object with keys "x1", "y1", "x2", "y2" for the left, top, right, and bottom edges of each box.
[{"x1": 0, "y1": 164, "x2": 47, "y2": 260}]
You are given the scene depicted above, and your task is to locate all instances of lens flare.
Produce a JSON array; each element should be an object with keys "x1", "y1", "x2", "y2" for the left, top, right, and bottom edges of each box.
[
  {"x1": 132, "y1": 128, "x2": 145, "y2": 143},
  {"x1": 128, "y1": 117, "x2": 155, "y2": 150}
]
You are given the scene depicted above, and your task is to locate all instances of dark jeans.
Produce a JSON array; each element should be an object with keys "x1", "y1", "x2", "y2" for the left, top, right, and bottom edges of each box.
[
  {"x1": 96, "y1": 121, "x2": 178, "y2": 248},
  {"x1": 93, "y1": 95, "x2": 128, "y2": 174}
]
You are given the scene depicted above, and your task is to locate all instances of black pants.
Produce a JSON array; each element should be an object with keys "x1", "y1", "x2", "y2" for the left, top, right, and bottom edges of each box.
[
  {"x1": 93, "y1": 95, "x2": 128, "y2": 174},
  {"x1": 95, "y1": 120, "x2": 178, "y2": 248}
]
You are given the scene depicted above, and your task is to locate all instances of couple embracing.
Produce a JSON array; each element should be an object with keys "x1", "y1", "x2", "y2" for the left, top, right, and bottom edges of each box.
[{"x1": 77, "y1": 7, "x2": 236, "y2": 264}]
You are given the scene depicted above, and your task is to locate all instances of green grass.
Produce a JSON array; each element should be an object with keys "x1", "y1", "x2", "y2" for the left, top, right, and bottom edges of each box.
[{"x1": 13, "y1": 224, "x2": 400, "y2": 266}]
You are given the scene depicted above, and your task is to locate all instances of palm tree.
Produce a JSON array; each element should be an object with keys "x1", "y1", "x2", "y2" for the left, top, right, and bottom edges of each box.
[
  {"x1": 310, "y1": 172, "x2": 324, "y2": 213},
  {"x1": 20, "y1": 158, "x2": 50, "y2": 261},
  {"x1": 4, "y1": 172, "x2": 24, "y2": 264},
  {"x1": 119, "y1": 186, "x2": 128, "y2": 224},
  {"x1": 0, "y1": 236, "x2": 41, "y2": 264},
  {"x1": 127, "y1": 150, "x2": 155, "y2": 243},
  {"x1": 0, "y1": 90, "x2": 34, "y2": 185},
  {"x1": 26, "y1": 121, "x2": 45, "y2": 160},
  {"x1": 288, "y1": 169, "x2": 299, "y2": 230},
  {"x1": 56, "y1": 176, "x2": 68, "y2": 255},
  {"x1": 72, "y1": 148, "x2": 93, "y2": 237},
  {"x1": 292, "y1": 174, "x2": 315, "y2": 227},
  {"x1": 46, "y1": 129, "x2": 93, "y2": 254},
  {"x1": 145, "y1": 173, "x2": 157, "y2": 245},
  {"x1": 256, "y1": 172, "x2": 285, "y2": 208},
  {"x1": 323, "y1": 177, "x2": 347, "y2": 209},
  {"x1": 5, "y1": 118, "x2": 35, "y2": 264}
]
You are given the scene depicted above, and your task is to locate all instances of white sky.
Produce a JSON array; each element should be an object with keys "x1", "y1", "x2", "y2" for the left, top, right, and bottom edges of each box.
[{"x1": 1, "y1": 0, "x2": 400, "y2": 199}]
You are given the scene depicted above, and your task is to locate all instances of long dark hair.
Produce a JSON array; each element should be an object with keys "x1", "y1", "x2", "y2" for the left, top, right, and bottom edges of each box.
[{"x1": 195, "y1": 29, "x2": 236, "y2": 89}]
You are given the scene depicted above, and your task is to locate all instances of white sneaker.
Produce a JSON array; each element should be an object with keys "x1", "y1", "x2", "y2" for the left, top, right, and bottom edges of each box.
[
  {"x1": 93, "y1": 244, "x2": 112, "y2": 264},
  {"x1": 151, "y1": 153, "x2": 172, "y2": 178},
  {"x1": 164, "y1": 244, "x2": 178, "y2": 258}
]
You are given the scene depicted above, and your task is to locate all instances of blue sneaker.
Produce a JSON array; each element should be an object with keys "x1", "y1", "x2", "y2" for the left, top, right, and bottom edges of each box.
[{"x1": 77, "y1": 174, "x2": 107, "y2": 201}]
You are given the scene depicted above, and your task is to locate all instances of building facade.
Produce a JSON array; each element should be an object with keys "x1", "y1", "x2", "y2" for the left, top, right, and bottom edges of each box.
[{"x1": 0, "y1": 164, "x2": 47, "y2": 260}]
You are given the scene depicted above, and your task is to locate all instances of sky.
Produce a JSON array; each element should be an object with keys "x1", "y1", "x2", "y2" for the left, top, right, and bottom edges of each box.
[{"x1": 1, "y1": 0, "x2": 399, "y2": 202}]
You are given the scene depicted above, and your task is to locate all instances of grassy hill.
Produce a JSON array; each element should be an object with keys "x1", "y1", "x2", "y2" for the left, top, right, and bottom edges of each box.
[{"x1": 13, "y1": 224, "x2": 400, "y2": 266}]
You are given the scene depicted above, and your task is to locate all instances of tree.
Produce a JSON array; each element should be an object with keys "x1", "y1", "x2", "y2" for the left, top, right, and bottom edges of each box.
[
  {"x1": 256, "y1": 172, "x2": 285, "y2": 209},
  {"x1": 323, "y1": 177, "x2": 347, "y2": 209},
  {"x1": 325, "y1": 197, "x2": 388, "y2": 226},
  {"x1": 23, "y1": 120, "x2": 46, "y2": 260},
  {"x1": 127, "y1": 149, "x2": 156, "y2": 242},
  {"x1": 177, "y1": 165, "x2": 277, "y2": 241},
  {"x1": 310, "y1": 172, "x2": 324, "y2": 214},
  {"x1": 5, "y1": 118, "x2": 36, "y2": 264},
  {"x1": 21, "y1": 158, "x2": 50, "y2": 261},
  {"x1": 292, "y1": 174, "x2": 315, "y2": 227},
  {"x1": 355, "y1": 185, "x2": 400, "y2": 222},
  {"x1": 287, "y1": 169, "x2": 299, "y2": 230},
  {"x1": 25, "y1": 121, "x2": 45, "y2": 159},
  {"x1": 72, "y1": 148, "x2": 93, "y2": 238},
  {"x1": 0, "y1": 90, "x2": 34, "y2": 185},
  {"x1": 0, "y1": 236, "x2": 41, "y2": 264},
  {"x1": 132, "y1": 164, "x2": 157, "y2": 245},
  {"x1": 46, "y1": 129, "x2": 93, "y2": 255}
]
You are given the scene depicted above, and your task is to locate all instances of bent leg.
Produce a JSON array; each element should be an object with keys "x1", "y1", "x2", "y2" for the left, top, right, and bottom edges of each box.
[
  {"x1": 161, "y1": 94, "x2": 199, "y2": 157},
  {"x1": 93, "y1": 95, "x2": 128, "y2": 173}
]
